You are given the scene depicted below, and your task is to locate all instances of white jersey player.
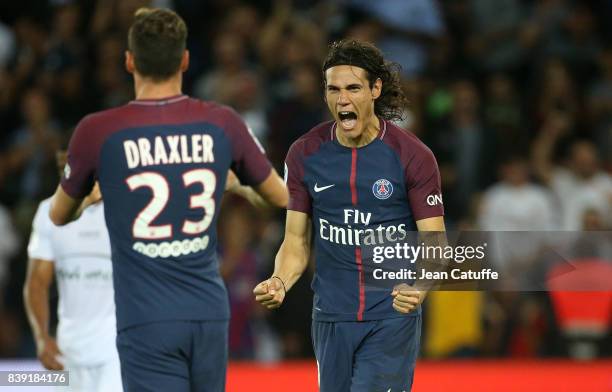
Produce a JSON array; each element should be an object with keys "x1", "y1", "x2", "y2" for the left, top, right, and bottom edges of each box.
[{"x1": 24, "y1": 182, "x2": 122, "y2": 391}]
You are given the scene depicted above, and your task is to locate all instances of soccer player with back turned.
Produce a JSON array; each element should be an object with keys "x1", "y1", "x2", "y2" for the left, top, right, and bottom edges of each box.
[
  {"x1": 49, "y1": 8, "x2": 287, "y2": 392},
  {"x1": 254, "y1": 40, "x2": 445, "y2": 391}
]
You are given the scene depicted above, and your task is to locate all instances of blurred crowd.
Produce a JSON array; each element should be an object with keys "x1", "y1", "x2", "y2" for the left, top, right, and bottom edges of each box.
[{"x1": 0, "y1": 0, "x2": 610, "y2": 361}]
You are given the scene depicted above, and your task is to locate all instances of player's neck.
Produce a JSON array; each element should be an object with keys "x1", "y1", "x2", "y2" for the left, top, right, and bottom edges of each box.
[
  {"x1": 133, "y1": 73, "x2": 183, "y2": 100},
  {"x1": 336, "y1": 115, "x2": 380, "y2": 148}
]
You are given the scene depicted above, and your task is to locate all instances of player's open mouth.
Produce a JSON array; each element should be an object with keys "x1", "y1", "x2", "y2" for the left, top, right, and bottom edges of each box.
[{"x1": 338, "y1": 111, "x2": 357, "y2": 130}]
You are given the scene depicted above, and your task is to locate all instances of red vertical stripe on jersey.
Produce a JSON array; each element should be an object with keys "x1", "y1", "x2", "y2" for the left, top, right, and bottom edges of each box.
[
  {"x1": 355, "y1": 247, "x2": 365, "y2": 321},
  {"x1": 350, "y1": 148, "x2": 358, "y2": 205},
  {"x1": 350, "y1": 148, "x2": 364, "y2": 320}
]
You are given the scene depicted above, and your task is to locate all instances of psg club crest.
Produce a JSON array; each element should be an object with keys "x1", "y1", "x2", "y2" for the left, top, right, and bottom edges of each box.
[{"x1": 372, "y1": 179, "x2": 393, "y2": 200}]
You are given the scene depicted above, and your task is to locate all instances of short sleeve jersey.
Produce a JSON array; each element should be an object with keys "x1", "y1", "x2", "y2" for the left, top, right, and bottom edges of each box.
[
  {"x1": 285, "y1": 119, "x2": 444, "y2": 321},
  {"x1": 61, "y1": 95, "x2": 271, "y2": 330}
]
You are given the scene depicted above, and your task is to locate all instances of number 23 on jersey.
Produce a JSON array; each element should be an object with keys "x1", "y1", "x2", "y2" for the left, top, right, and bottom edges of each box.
[{"x1": 126, "y1": 168, "x2": 216, "y2": 240}]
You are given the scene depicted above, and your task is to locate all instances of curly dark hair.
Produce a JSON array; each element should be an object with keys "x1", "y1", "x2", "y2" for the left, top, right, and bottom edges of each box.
[{"x1": 322, "y1": 39, "x2": 407, "y2": 122}]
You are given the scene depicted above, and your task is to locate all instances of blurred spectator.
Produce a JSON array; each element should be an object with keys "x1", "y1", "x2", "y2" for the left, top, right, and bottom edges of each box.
[
  {"x1": 586, "y1": 48, "x2": 612, "y2": 165},
  {"x1": 1, "y1": 87, "x2": 61, "y2": 204},
  {"x1": 523, "y1": 0, "x2": 571, "y2": 51},
  {"x1": 478, "y1": 161, "x2": 554, "y2": 283},
  {"x1": 44, "y1": 3, "x2": 83, "y2": 73},
  {"x1": 479, "y1": 156, "x2": 556, "y2": 231},
  {"x1": 477, "y1": 155, "x2": 557, "y2": 358},
  {"x1": 48, "y1": 61, "x2": 94, "y2": 130},
  {"x1": 533, "y1": 2, "x2": 601, "y2": 80},
  {"x1": 11, "y1": 18, "x2": 48, "y2": 86},
  {"x1": 222, "y1": 3, "x2": 262, "y2": 51},
  {"x1": 346, "y1": 0, "x2": 445, "y2": 77},
  {"x1": 427, "y1": 79, "x2": 495, "y2": 223},
  {"x1": 231, "y1": 72, "x2": 268, "y2": 142},
  {"x1": 465, "y1": 0, "x2": 527, "y2": 74},
  {"x1": 193, "y1": 30, "x2": 268, "y2": 139},
  {"x1": 42, "y1": 4, "x2": 96, "y2": 128},
  {"x1": 267, "y1": 62, "x2": 329, "y2": 169},
  {"x1": 93, "y1": 34, "x2": 132, "y2": 109},
  {"x1": 90, "y1": 0, "x2": 152, "y2": 38},
  {"x1": 258, "y1": 0, "x2": 326, "y2": 99},
  {"x1": 483, "y1": 73, "x2": 527, "y2": 152},
  {"x1": 477, "y1": 155, "x2": 553, "y2": 327},
  {"x1": 194, "y1": 30, "x2": 251, "y2": 102},
  {"x1": 533, "y1": 128, "x2": 612, "y2": 230},
  {"x1": 532, "y1": 58, "x2": 580, "y2": 125}
]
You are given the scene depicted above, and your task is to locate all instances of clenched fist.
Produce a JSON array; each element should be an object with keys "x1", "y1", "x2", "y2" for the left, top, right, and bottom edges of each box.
[
  {"x1": 253, "y1": 277, "x2": 286, "y2": 309},
  {"x1": 391, "y1": 284, "x2": 426, "y2": 314}
]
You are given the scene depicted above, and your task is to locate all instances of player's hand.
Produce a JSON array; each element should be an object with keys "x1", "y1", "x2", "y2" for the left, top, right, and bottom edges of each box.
[
  {"x1": 88, "y1": 182, "x2": 102, "y2": 203},
  {"x1": 36, "y1": 336, "x2": 64, "y2": 370},
  {"x1": 391, "y1": 284, "x2": 426, "y2": 314},
  {"x1": 253, "y1": 277, "x2": 286, "y2": 309},
  {"x1": 225, "y1": 170, "x2": 240, "y2": 192},
  {"x1": 83, "y1": 182, "x2": 102, "y2": 207}
]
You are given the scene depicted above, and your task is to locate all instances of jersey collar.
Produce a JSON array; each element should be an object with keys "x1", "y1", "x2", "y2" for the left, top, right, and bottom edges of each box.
[{"x1": 129, "y1": 94, "x2": 188, "y2": 106}]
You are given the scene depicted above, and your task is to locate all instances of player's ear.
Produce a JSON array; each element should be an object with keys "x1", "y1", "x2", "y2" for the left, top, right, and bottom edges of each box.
[
  {"x1": 371, "y1": 78, "x2": 382, "y2": 100},
  {"x1": 180, "y1": 50, "x2": 189, "y2": 72},
  {"x1": 125, "y1": 51, "x2": 135, "y2": 74}
]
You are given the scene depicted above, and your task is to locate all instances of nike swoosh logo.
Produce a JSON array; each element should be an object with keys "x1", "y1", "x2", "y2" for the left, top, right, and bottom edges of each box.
[{"x1": 314, "y1": 183, "x2": 335, "y2": 192}]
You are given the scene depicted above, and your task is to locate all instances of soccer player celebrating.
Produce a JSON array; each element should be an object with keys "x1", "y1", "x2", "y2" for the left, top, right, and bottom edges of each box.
[
  {"x1": 49, "y1": 8, "x2": 287, "y2": 392},
  {"x1": 254, "y1": 40, "x2": 445, "y2": 391},
  {"x1": 25, "y1": 151, "x2": 121, "y2": 391}
]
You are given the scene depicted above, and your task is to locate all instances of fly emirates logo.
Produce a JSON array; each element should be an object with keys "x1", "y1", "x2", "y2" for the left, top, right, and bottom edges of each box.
[{"x1": 319, "y1": 209, "x2": 408, "y2": 246}]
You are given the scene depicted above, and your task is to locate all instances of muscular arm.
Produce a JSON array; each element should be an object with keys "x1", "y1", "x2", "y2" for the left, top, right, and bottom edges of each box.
[
  {"x1": 49, "y1": 185, "x2": 82, "y2": 226},
  {"x1": 416, "y1": 215, "x2": 447, "y2": 289},
  {"x1": 23, "y1": 258, "x2": 53, "y2": 344},
  {"x1": 392, "y1": 216, "x2": 447, "y2": 313},
  {"x1": 253, "y1": 210, "x2": 311, "y2": 309},
  {"x1": 253, "y1": 169, "x2": 288, "y2": 209},
  {"x1": 49, "y1": 184, "x2": 102, "y2": 226},
  {"x1": 225, "y1": 169, "x2": 288, "y2": 209},
  {"x1": 272, "y1": 210, "x2": 312, "y2": 289},
  {"x1": 531, "y1": 112, "x2": 571, "y2": 185},
  {"x1": 23, "y1": 258, "x2": 63, "y2": 370},
  {"x1": 416, "y1": 216, "x2": 446, "y2": 232}
]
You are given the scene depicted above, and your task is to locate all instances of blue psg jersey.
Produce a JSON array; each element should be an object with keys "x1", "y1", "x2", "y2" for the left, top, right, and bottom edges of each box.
[
  {"x1": 61, "y1": 95, "x2": 271, "y2": 330},
  {"x1": 285, "y1": 119, "x2": 444, "y2": 322}
]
